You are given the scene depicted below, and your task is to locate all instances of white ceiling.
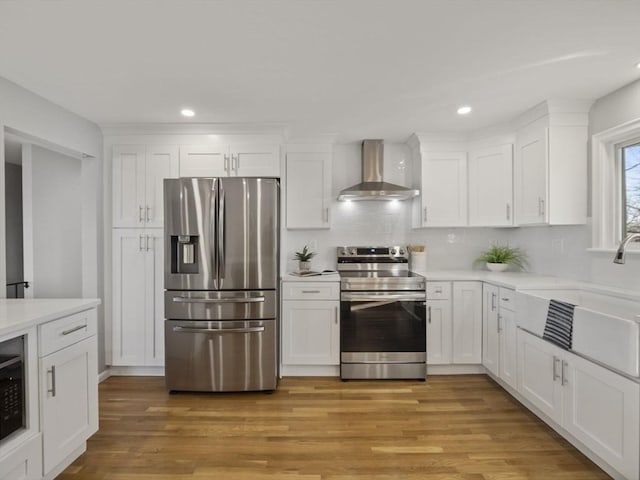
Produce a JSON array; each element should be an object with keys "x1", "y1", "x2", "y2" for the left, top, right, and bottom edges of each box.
[{"x1": 1, "y1": 0, "x2": 640, "y2": 142}]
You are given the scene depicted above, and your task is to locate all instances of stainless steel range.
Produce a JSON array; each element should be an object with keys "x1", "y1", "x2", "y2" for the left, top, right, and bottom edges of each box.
[{"x1": 337, "y1": 246, "x2": 427, "y2": 380}]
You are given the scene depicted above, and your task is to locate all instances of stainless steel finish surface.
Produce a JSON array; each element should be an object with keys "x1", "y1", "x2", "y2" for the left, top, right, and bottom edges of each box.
[
  {"x1": 61, "y1": 324, "x2": 87, "y2": 336},
  {"x1": 164, "y1": 178, "x2": 279, "y2": 290},
  {"x1": 342, "y1": 352, "x2": 426, "y2": 363},
  {"x1": 337, "y1": 245, "x2": 408, "y2": 260},
  {"x1": 613, "y1": 232, "x2": 640, "y2": 264},
  {"x1": 341, "y1": 291, "x2": 426, "y2": 302},
  {"x1": 341, "y1": 362, "x2": 426, "y2": 380},
  {"x1": 340, "y1": 276, "x2": 425, "y2": 292},
  {"x1": 165, "y1": 290, "x2": 276, "y2": 321},
  {"x1": 165, "y1": 319, "x2": 277, "y2": 392},
  {"x1": 218, "y1": 178, "x2": 279, "y2": 290},
  {"x1": 337, "y1": 140, "x2": 420, "y2": 202},
  {"x1": 337, "y1": 263, "x2": 409, "y2": 272},
  {"x1": 48, "y1": 366, "x2": 56, "y2": 397},
  {"x1": 165, "y1": 178, "x2": 218, "y2": 290}
]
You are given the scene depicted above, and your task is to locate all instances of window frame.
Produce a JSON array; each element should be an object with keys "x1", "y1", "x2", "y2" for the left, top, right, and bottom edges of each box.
[
  {"x1": 620, "y1": 138, "x2": 640, "y2": 237},
  {"x1": 592, "y1": 118, "x2": 640, "y2": 250}
]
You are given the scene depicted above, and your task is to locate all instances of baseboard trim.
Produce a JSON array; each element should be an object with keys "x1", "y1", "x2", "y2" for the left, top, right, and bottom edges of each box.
[
  {"x1": 427, "y1": 364, "x2": 486, "y2": 375},
  {"x1": 108, "y1": 366, "x2": 165, "y2": 376}
]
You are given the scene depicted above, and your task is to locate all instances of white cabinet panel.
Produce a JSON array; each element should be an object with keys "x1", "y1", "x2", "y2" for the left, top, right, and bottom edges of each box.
[
  {"x1": 468, "y1": 144, "x2": 513, "y2": 226},
  {"x1": 179, "y1": 145, "x2": 229, "y2": 177},
  {"x1": 112, "y1": 145, "x2": 145, "y2": 228},
  {"x1": 112, "y1": 144, "x2": 178, "y2": 228},
  {"x1": 564, "y1": 353, "x2": 639, "y2": 480},
  {"x1": 40, "y1": 335, "x2": 98, "y2": 475},
  {"x1": 482, "y1": 284, "x2": 500, "y2": 376},
  {"x1": 419, "y1": 152, "x2": 467, "y2": 227},
  {"x1": 517, "y1": 329, "x2": 563, "y2": 424},
  {"x1": 515, "y1": 120, "x2": 547, "y2": 225},
  {"x1": 286, "y1": 151, "x2": 331, "y2": 229},
  {"x1": 281, "y1": 300, "x2": 339, "y2": 365},
  {"x1": 232, "y1": 144, "x2": 280, "y2": 177},
  {"x1": 179, "y1": 144, "x2": 280, "y2": 178},
  {"x1": 452, "y1": 282, "x2": 482, "y2": 364},
  {"x1": 0, "y1": 433, "x2": 41, "y2": 480},
  {"x1": 498, "y1": 307, "x2": 517, "y2": 390},
  {"x1": 112, "y1": 229, "x2": 164, "y2": 366},
  {"x1": 426, "y1": 298, "x2": 452, "y2": 365}
]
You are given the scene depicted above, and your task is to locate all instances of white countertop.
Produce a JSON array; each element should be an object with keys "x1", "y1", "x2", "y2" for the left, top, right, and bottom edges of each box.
[
  {"x1": 0, "y1": 298, "x2": 101, "y2": 338},
  {"x1": 282, "y1": 271, "x2": 341, "y2": 282}
]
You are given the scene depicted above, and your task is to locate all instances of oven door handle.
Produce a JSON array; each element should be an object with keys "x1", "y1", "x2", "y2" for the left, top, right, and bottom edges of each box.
[
  {"x1": 172, "y1": 296, "x2": 265, "y2": 304},
  {"x1": 341, "y1": 293, "x2": 426, "y2": 302}
]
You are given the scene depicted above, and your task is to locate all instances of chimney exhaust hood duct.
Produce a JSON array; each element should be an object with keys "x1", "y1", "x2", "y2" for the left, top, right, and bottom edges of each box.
[{"x1": 337, "y1": 139, "x2": 419, "y2": 201}]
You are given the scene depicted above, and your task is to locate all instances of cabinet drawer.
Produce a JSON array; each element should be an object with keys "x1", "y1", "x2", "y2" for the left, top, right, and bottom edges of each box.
[
  {"x1": 499, "y1": 288, "x2": 515, "y2": 311},
  {"x1": 426, "y1": 282, "x2": 450, "y2": 300},
  {"x1": 282, "y1": 282, "x2": 340, "y2": 300},
  {"x1": 39, "y1": 308, "x2": 97, "y2": 357}
]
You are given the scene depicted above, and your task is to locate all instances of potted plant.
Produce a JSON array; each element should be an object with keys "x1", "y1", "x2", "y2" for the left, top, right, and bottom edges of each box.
[
  {"x1": 293, "y1": 245, "x2": 316, "y2": 271},
  {"x1": 475, "y1": 244, "x2": 528, "y2": 272}
]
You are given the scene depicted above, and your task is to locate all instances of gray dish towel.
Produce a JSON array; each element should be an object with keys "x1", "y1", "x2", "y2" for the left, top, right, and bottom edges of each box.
[{"x1": 542, "y1": 299, "x2": 575, "y2": 350}]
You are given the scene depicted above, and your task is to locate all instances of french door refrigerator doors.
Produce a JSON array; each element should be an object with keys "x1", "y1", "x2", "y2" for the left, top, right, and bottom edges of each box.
[
  {"x1": 164, "y1": 177, "x2": 279, "y2": 291},
  {"x1": 218, "y1": 177, "x2": 279, "y2": 290}
]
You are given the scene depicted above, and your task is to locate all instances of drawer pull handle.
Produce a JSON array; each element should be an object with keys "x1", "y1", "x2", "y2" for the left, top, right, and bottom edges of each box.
[
  {"x1": 62, "y1": 324, "x2": 87, "y2": 336},
  {"x1": 501, "y1": 297, "x2": 510, "y2": 301},
  {"x1": 48, "y1": 366, "x2": 56, "y2": 397},
  {"x1": 301, "y1": 290, "x2": 321, "y2": 294}
]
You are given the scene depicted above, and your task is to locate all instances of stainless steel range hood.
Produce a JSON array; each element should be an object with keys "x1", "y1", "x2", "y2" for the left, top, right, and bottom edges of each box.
[{"x1": 338, "y1": 139, "x2": 419, "y2": 201}]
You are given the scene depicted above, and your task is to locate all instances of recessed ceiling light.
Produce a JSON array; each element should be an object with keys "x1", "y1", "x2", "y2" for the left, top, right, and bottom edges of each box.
[
  {"x1": 457, "y1": 105, "x2": 472, "y2": 115},
  {"x1": 636, "y1": 61, "x2": 640, "y2": 69},
  {"x1": 181, "y1": 109, "x2": 195, "y2": 117}
]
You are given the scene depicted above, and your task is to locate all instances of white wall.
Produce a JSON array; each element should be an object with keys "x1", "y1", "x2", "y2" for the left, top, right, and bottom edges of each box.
[
  {"x1": 0, "y1": 76, "x2": 104, "y2": 367},
  {"x1": 25, "y1": 146, "x2": 82, "y2": 297}
]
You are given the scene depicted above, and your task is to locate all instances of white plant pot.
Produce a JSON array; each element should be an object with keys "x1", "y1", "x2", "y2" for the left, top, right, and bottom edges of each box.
[
  {"x1": 486, "y1": 262, "x2": 509, "y2": 272},
  {"x1": 299, "y1": 261, "x2": 311, "y2": 272}
]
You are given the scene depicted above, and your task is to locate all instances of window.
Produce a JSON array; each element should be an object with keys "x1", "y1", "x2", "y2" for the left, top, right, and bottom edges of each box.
[{"x1": 622, "y1": 141, "x2": 640, "y2": 236}]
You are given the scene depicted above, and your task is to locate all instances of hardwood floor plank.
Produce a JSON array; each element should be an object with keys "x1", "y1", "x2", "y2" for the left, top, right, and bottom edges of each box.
[{"x1": 56, "y1": 375, "x2": 611, "y2": 479}]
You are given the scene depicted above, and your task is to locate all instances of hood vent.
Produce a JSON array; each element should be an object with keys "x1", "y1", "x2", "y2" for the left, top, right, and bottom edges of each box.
[{"x1": 337, "y1": 139, "x2": 419, "y2": 201}]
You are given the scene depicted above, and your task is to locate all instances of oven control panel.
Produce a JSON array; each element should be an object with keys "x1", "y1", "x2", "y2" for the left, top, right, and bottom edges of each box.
[{"x1": 337, "y1": 245, "x2": 407, "y2": 259}]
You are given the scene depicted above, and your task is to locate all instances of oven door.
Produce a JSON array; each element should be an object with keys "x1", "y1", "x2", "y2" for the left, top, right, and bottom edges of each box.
[{"x1": 340, "y1": 291, "x2": 426, "y2": 361}]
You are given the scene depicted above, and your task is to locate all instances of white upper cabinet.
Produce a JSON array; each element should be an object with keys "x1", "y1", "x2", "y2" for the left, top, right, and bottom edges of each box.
[
  {"x1": 514, "y1": 101, "x2": 588, "y2": 226},
  {"x1": 112, "y1": 144, "x2": 179, "y2": 228},
  {"x1": 468, "y1": 144, "x2": 513, "y2": 226},
  {"x1": 179, "y1": 144, "x2": 280, "y2": 177},
  {"x1": 413, "y1": 150, "x2": 467, "y2": 227},
  {"x1": 285, "y1": 148, "x2": 332, "y2": 229}
]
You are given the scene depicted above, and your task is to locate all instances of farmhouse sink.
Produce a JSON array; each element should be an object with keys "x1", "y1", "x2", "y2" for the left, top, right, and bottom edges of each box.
[{"x1": 516, "y1": 289, "x2": 640, "y2": 377}]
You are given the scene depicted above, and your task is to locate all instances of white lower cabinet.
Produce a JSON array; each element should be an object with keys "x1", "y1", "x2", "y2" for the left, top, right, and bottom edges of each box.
[
  {"x1": 281, "y1": 281, "x2": 340, "y2": 371},
  {"x1": 517, "y1": 329, "x2": 639, "y2": 479},
  {"x1": 38, "y1": 308, "x2": 98, "y2": 478},
  {"x1": 426, "y1": 281, "x2": 482, "y2": 365},
  {"x1": 0, "y1": 433, "x2": 41, "y2": 480},
  {"x1": 482, "y1": 284, "x2": 517, "y2": 389},
  {"x1": 112, "y1": 229, "x2": 164, "y2": 366}
]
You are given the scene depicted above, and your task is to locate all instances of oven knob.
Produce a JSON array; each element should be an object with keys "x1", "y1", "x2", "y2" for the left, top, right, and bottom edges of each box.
[
  {"x1": 390, "y1": 247, "x2": 397, "y2": 255},
  {"x1": 349, "y1": 247, "x2": 357, "y2": 256},
  {"x1": 338, "y1": 247, "x2": 347, "y2": 256},
  {"x1": 399, "y1": 248, "x2": 405, "y2": 255}
]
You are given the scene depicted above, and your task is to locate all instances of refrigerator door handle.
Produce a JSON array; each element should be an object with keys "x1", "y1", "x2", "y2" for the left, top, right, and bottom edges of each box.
[
  {"x1": 218, "y1": 186, "x2": 226, "y2": 279},
  {"x1": 172, "y1": 326, "x2": 265, "y2": 334},
  {"x1": 172, "y1": 296, "x2": 265, "y2": 304}
]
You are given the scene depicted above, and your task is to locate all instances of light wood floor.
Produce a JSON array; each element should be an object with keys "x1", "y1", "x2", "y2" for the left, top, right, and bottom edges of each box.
[{"x1": 59, "y1": 375, "x2": 611, "y2": 480}]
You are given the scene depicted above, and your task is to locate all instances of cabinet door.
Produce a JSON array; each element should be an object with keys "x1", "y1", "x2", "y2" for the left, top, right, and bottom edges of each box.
[
  {"x1": 112, "y1": 229, "x2": 147, "y2": 365},
  {"x1": 281, "y1": 300, "x2": 339, "y2": 365},
  {"x1": 285, "y1": 151, "x2": 331, "y2": 229},
  {"x1": 516, "y1": 120, "x2": 547, "y2": 225},
  {"x1": 420, "y1": 152, "x2": 467, "y2": 227},
  {"x1": 426, "y1": 299, "x2": 452, "y2": 364},
  {"x1": 517, "y1": 329, "x2": 562, "y2": 424},
  {"x1": 563, "y1": 352, "x2": 640, "y2": 480},
  {"x1": 179, "y1": 145, "x2": 229, "y2": 177},
  {"x1": 468, "y1": 144, "x2": 513, "y2": 226},
  {"x1": 498, "y1": 308, "x2": 517, "y2": 390},
  {"x1": 145, "y1": 231, "x2": 165, "y2": 366},
  {"x1": 112, "y1": 145, "x2": 146, "y2": 228},
  {"x1": 482, "y1": 284, "x2": 500, "y2": 376},
  {"x1": 452, "y1": 282, "x2": 482, "y2": 364},
  {"x1": 231, "y1": 144, "x2": 280, "y2": 177},
  {"x1": 40, "y1": 335, "x2": 98, "y2": 475},
  {"x1": 145, "y1": 145, "x2": 179, "y2": 228}
]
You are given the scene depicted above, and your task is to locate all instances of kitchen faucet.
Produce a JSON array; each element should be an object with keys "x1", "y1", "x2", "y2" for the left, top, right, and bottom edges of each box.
[{"x1": 613, "y1": 233, "x2": 640, "y2": 264}]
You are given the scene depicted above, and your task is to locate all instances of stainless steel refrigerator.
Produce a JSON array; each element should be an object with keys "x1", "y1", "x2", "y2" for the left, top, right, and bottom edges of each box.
[{"x1": 163, "y1": 177, "x2": 279, "y2": 392}]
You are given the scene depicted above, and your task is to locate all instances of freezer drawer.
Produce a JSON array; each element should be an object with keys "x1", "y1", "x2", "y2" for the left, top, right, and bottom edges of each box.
[
  {"x1": 165, "y1": 319, "x2": 277, "y2": 392},
  {"x1": 165, "y1": 290, "x2": 277, "y2": 321}
]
